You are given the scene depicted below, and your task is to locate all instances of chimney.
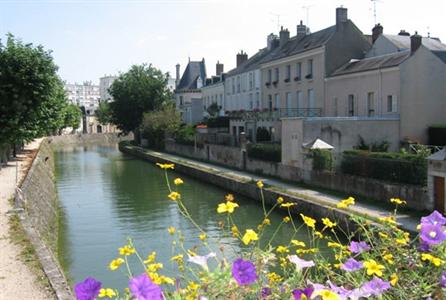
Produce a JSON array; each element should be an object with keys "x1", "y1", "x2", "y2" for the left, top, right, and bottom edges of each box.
[
  {"x1": 372, "y1": 23, "x2": 383, "y2": 43},
  {"x1": 267, "y1": 33, "x2": 279, "y2": 51},
  {"x1": 175, "y1": 64, "x2": 180, "y2": 87},
  {"x1": 398, "y1": 30, "x2": 410, "y2": 36},
  {"x1": 296, "y1": 20, "x2": 308, "y2": 37},
  {"x1": 336, "y1": 7, "x2": 348, "y2": 27},
  {"x1": 236, "y1": 50, "x2": 248, "y2": 67},
  {"x1": 216, "y1": 61, "x2": 224, "y2": 76},
  {"x1": 279, "y1": 26, "x2": 290, "y2": 47},
  {"x1": 411, "y1": 31, "x2": 422, "y2": 54}
]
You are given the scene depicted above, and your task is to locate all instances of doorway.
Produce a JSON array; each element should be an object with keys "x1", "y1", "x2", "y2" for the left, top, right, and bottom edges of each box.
[{"x1": 434, "y1": 176, "x2": 445, "y2": 213}]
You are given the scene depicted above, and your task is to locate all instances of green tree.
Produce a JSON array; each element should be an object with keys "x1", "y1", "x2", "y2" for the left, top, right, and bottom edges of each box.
[
  {"x1": 141, "y1": 102, "x2": 181, "y2": 149},
  {"x1": 95, "y1": 101, "x2": 113, "y2": 125},
  {"x1": 0, "y1": 34, "x2": 67, "y2": 145},
  {"x1": 62, "y1": 103, "x2": 82, "y2": 131},
  {"x1": 109, "y1": 64, "x2": 172, "y2": 137}
]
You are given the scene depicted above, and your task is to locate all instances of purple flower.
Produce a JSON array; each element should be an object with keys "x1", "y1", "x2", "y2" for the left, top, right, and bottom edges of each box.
[
  {"x1": 262, "y1": 287, "x2": 272, "y2": 298},
  {"x1": 340, "y1": 258, "x2": 363, "y2": 272},
  {"x1": 232, "y1": 258, "x2": 257, "y2": 286},
  {"x1": 74, "y1": 277, "x2": 101, "y2": 300},
  {"x1": 440, "y1": 271, "x2": 446, "y2": 288},
  {"x1": 418, "y1": 241, "x2": 431, "y2": 252},
  {"x1": 361, "y1": 277, "x2": 391, "y2": 297},
  {"x1": 188, "y1": 252, "x2": 216, "y2": 271},
  {"x1": 129, "y1": 273, "x2": 163, "y2": 300},
  {"x1": 349, "y1": 241, "x2": 370, "y2": 254},
  {"x1": 421, "y1": 211, "x2": 446, "y2": 226},
  {"x1": 292, "y1": 287, "x2": 314, "y2": 300},
  {"x1": 288, "y1": 255, "x2": 315, "y2": 271},
  {"x1": 420, "y1": 223, "x2": 446, "y2": 246}
]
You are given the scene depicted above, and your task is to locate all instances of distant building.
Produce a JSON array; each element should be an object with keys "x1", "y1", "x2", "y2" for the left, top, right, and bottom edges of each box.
[
  {"x1": 99, "y1": 75, "x2": 118, "y2": 102},
  {"x1": 65, "y1": 81, "x2": 100, "y2": 111},
  {"x1": 202, "y1": 61, "x2": 226, "y2": 116},
  {"x1": 174, "y1": 58, "x2": 207, "y2": 124}
]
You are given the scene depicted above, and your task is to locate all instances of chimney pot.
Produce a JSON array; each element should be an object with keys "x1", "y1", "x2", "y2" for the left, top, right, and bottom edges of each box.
[
  {"x1": 398, "y1": 29, "x2": 410, "y2": 36},
  {"x1": 296, "y1": 20, "x2": 308, "y2": 37},
  {"x1": 279, "y1": 27, "x2": 290, "y2": 47},
  {"x1": 411, "y1": 31, "x2": 422, "y2": 54},
  {"x1": 372, "y1": 23, "x2": 383, "y2": 43},
  {"x1": 236, "y1": 51, "x2": 248, "y2": 67},
  {"x1": 216, "y1": 61, "x2": 224, "y2": 76},
  {"x1": 336, "y1": 7, "x2": 348, "y2": 27}
]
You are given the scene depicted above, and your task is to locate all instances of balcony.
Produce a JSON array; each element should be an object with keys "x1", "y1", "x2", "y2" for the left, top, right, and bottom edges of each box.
[{"x1": 227, "y1": 108, "x2": 322, "y2": 121}]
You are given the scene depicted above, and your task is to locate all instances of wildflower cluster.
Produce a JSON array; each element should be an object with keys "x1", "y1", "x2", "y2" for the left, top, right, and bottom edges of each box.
[{"x1": 74, "y1": 163, "x2": 446, "y2": 299}]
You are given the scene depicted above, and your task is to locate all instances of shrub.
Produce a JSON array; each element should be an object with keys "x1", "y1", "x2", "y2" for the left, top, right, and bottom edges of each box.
[
  {"x1": 310, "y1": 149, "x2": 333, "y2": 171},
  {"x1": 174, "y1": 125, "x2": 195, "y2": 146},
  {"x1": 248, "y1": 143, "x2": 281, "y2": 162},
  {"x1": 354, "y1": 135, "x2": 390, "y2": 152},
  {"x1": 256, "y1": 127, "x2": 271, "y2": 142},
  {"x1": 428, "y1": 124, "x2": 446, "y2": 146},
  {"x1": 206, "y1": 116, "x2": 229, "y2": 128},
  {"x1": 341, "y1": 150, "x2": 427, "y2": 185}
]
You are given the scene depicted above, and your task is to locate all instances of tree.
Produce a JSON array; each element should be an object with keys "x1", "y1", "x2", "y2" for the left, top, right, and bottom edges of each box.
[
  {"x1": 141, "y1": 102, "x2": 182, "y2": 149},
  {"x1": 0, "y1": 34, "x2": 67, "y2": 146},
  {"x1": 62, "y1": 103, "x2": 82, "y2": 131},
  {"x1": 96, "y1": 101, "x2": 113, "y2": 125},
  {"x1": 109, "y1": 64, "x2": 172, "y2": 136}
]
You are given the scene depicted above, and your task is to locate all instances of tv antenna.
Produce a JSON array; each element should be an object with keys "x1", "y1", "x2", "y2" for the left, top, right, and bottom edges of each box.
[
  {"x1": 370, "y1": 0, "x2": 382, "y2": 25},
  {"x1": 302, "y1": 5, "x2": 313, "y2": 27},
  {"x1": 270, "y1": 12, "x2": 283, "y2": 32}
]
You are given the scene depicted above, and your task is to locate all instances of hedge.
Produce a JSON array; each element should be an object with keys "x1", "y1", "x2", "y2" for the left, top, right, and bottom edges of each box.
[
  {"x1": 428, "y1": 125, "x2": 446, "y2": 146},
  {"x1": 206, "y1": 117, "x2": 229, "y2": 128},
  {"x1": 248, "y1": 143, "x2": 281, "y2": 162},
  {"x1": 311, "y1": 149, "x2": 333, "y2": 171},
  {"x1": 341, "y1": 150, "x2": 427, "y2": 186}
]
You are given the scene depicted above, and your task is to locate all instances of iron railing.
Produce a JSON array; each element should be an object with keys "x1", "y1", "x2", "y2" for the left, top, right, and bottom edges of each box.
[{"x1": 227, "y1": 108, "x2": 322, "y2": 120}]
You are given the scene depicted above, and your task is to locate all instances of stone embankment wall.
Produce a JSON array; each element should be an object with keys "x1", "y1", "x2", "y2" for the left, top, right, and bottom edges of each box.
[{"x1": 165, "y1": 140, "x2": 430, "y2": 211}]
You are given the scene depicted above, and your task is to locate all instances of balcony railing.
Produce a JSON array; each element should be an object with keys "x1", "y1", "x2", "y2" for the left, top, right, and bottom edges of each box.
[
  {"x1": 279, "y1": 108, "x2": 322, "y2": 118},
  {"x1": 227, "y1": 108, "x2": 322, "y2": 121}
]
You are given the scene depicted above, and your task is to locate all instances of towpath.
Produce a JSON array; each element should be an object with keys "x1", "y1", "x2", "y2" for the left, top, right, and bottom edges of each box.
[{"x1": 0, "y1": 139, "x2": 53, "y2": 300}]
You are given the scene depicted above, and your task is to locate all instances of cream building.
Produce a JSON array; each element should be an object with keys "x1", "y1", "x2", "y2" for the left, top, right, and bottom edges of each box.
[
  {"x1": 99, "y1": 75, "x2": 117, "y2": 102},
  {"x1": 202, "y1": 61, "x2": 225, "y2": 115},
  {"x1": 65, "y1": 81, "x2": 100, "y2": 109}
]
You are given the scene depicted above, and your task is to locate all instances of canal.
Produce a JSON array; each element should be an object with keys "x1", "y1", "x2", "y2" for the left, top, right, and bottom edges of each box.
[{"x1": 55, "y1": 144, "x2": 314, "y2": 290}]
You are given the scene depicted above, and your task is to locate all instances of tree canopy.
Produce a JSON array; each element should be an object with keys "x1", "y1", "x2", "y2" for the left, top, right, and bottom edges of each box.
[
  {"x1": 108, "y1": 64, "x2": 172, "y2": 134},
  {"x1": 95, "y1": 101, "x2": 113, "y2": 125},
  {"x1": 0, "y1": 34, "x2": 68, "y2": 144}
]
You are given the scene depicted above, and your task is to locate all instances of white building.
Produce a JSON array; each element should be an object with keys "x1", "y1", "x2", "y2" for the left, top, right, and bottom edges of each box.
[
  {"x1": 99, "y1": 75, "x2": 117, "y2": 102},
  {"x1": 65, "y1": 81, "x2": 100, "y2": 109},
  {"x1": 202, "y1": 61, "x2": 226, "y2": 116}
]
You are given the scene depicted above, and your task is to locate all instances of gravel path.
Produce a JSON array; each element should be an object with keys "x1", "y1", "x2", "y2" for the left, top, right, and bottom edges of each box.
[{"x1": 0, "y1": 139, "x2": 53, "y2": 300}]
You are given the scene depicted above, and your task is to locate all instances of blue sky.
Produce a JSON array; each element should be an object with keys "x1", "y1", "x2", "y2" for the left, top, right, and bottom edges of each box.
[{"x1": 1, "y1": 0, "x2": 445, "y2": 83}]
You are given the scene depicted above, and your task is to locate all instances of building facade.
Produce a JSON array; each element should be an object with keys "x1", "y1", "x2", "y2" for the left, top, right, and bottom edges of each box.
[
  {"x1": 65, "y1": 81, "x2": 101, "y2": 109},
  {"x1": 99, "y1": 75, "x2": 117, "y2": 102}
]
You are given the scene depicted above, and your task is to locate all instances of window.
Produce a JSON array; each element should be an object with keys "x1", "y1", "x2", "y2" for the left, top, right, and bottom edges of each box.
[
  {"x1": 348, "y1": 94, "x2": 355, "y2": 116},
  {"x1": 306, "y1": 59, "x2": 313, "y2": 79},
  {"x1": 296, "y1": 91, "x2": 303, "y2": 110},
  {"x1": 268, "y1": 69, "x2": 272, "y2": 83},
  {"x1": 295, "y1": 62, "x2": 302, "y2": 81},
  {"x1": 308, "y1": 89, "x2": 315, "y2": 110},
  {"x1": 333, "y1": 97, "x2": 338, "y2": 116},
  {"x1": 237, "y1": 76, "x2": 241, "y2": 93},
  {"x1": 367, "y1": 92, "x2": 375, "y2": 116},
  {"x1": 387, "y1": 95, "x2": 397, "y2": 112},
  {"x1": 268, "y1": 95, "x2": 273, "y2": 111},
  {"x1": 256, "y1": 92, "x2": 260, "y2": 108},
  {"x1": 249, "y1": 93, "x2": 253, "y2": 110},
  {"x1": 286, "y1": 92, "x2": 292, "y2": 109},
  {"x1": 275, "y1": 68, "x2": 279, "y2": 82},
  {"x1": 274, "y1": 94, "x2": 280, "y2": 109},
  {"x1": 179, "y1": 96, "x2": 183, "y2": 106},
  {"x1": 249, "y1": 72, "x2": 253, "y2": 90},
  {"x1": 232, "y1": 78, "x2": 235, "y2": 94},
  {"x1": 285, "y1": 65, "x2": 291, "y2": 81}
]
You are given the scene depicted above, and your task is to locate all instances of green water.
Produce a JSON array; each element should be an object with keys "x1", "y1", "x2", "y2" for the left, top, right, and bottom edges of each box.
[{"x1": 55, "y1": 145, "x2": 315, "y2": 290}]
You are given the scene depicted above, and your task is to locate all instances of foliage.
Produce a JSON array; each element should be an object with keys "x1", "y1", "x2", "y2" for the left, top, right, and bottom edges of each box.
[
  {"x1": 310, "y1": 149, "x2": 333, "y2": 171},
  {"x1": 205, "y1": 116, "x2": 229, "y2": 128},
  {"x1": 428, "y1": 125, "x2": 446, "y2": 146},
  {"x1": 341, "y1": 150, "x2": 427, "y2": 186},
  {"x1": 248, "y1": 143, "x2": 281, "y2": 162},
  {"x1": 75, "y1": 167, "x2": 446, "y2": 300},
  {"x1": 108, "y1": 64, "x2": 172, "y2": 134},
  {"x1": 141, "y1": 103, "x2": 182, "y2": 150},
  {"x1": 95, "y1": 101, "x2": 113, "y2": 125},
  {"x1": 174, "y1": 125, "x2": 196, "y2": 146},
  {"x1": 0, "y1": 34, "x2": 67, "y2": 144},
  {"x1": 61, "y1": 103, "x2": 82, "y2": 131},
  {"x1": 206, "y1": 102, "x2": 220, "y2": 117},
  {"x1": 354, "y1": 136, "x2": 390, "y2": 152},
  {"x1": 256, "y1": 127, "x2": 271, "y2": 142}
]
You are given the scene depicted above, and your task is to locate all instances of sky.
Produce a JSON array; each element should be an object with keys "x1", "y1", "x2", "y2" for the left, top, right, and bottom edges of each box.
[{"x1": 1, "y1": 0, "x2": 445, "y2": 84}]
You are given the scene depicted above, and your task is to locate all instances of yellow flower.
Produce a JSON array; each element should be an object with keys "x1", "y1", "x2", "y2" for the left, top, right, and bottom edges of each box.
[
  {"x1": 277, "y1": 197, "x2": 284, "y2": 204},
  {"x1": 148, "y1": 272, "x2": 162, "y2": 285},
  {"x1": 231, "y1": 225, "x2": 239, "y2": 237},
  {"x1": 199, "y1": 233, "x2": 207, "y2": 241},
  {"x1": 147, "y1": 263, "x2": 163, "y2": 272},
  {"x1": 168, "y1": 226, "x2": 176, "y2": 235},
  {"x1": 390, "y1": 273, "x2": 399, "y2": 286},
  {"x1": 119, "y1": 245, "x2": 135, "y2": 256},
  {"x1": 336, "y1": 197, "x2": 355, "y2": 209},
  {"x1": 144, "y1": 252, "x2": 157, "y2": 264},
  {"x1": 322, "y1": 217, "x2": 337, "y2": 228},
  {"x1": 225, "y1": 194, "x2": 234, "y2": 202},
  {"x1": 363, "y1": 259, "x2": 385, "y2": 277},
  {"x1": 296, "y1": 248, "x2": 318, "y2": 254},
  {"x1": 383, "y1": 253, "x2": 394, "y2": 264},
  {"x1": 109, "y1": 258, "x2": 124, "y2": 271},
  {"x1": 379, "y1": 216, "x2": 397, "y2": 225},
  {"x1": 174, "y1": 178, "x2": 184, "y2": 185},
  {"x1": 267, "y1": 272, "x2": 282, "y2": 283},
  {"x1": 313, "y1": 289, "x2": 340, "y2": 300},
  {"x1": 98, "y1": 288, "x2": 116, "y2": 298},
  {"x1": 421, "y1": 253, "x2": 444, "y2": 267},
  {"x1": 156, "y1": 163, "x2": 175, "y2": 169},
  {"x1": 216, "y1": 201, "x2": 239, "y2": 213},
  {"x1": 280, "y1": 202, "x2": 296, "y2": 208},
  {"x1": 390, "y1": 198, "x2": 406, "y2": 205},
  {"x1": 276, "y1": 245, "x2": 289, "y2": 253},
  {"x1": 257, "y1": 180, "x2": 264, "y2": 189},
  {"x1": 327, "y1": 242, "x2": 343, "y2": 248},
  {"x1": 378, "y1": 232, "x2": 389, "y2": 239},
  {"x1": 395, "y1": 238, "x2": 407, "y2": 245},
  {"x1": 168, "y1": 191, "x2": 181, "y2": 201},
  {"x1": 291, "y1": 240, "x2": 306, "y2": 247},
  {"x1": 171, "y1": 254, "x2": 184, "y2": 263},
  {"x1": 262, "y1": 218, "x2": 271, "y2": 225},
  {"x1": 314, "y1": 231, "x2": 324, "y2": 238},
  {"x1": 300, "y1": 214, "x2": 316, "y2": 229},
  {"x1": 283, "y1": 216, "x2": 291, "y2": 223},
  {"x1": 242, "y1": 229, "x2": 259, "y2": 245}
]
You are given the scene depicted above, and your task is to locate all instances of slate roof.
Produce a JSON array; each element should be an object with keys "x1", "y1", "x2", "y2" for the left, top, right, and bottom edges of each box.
[
  {"x1": 226, "y1": 48, "x2": 271, "y2": 77},
  {"x1": 433, "y1": 51, "x2": 446, "y2": 64},
  {"x1": 176, "y1": 61, "x2": 207, "y2": 90},
  {"x1": 385, "y1": 35, "x2": 446, "y2": 51},
  {"x1": 331, "y1": 51, "x2": 410, "y2": 76}
]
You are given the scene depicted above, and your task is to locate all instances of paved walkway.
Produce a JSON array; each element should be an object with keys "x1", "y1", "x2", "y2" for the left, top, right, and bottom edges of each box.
[
  {"x1": 0, "y1": 139, "x2": 53, "y2": 300},
  {"x1": 146, "y1": 149, "x2": 421, "y2": 233}
]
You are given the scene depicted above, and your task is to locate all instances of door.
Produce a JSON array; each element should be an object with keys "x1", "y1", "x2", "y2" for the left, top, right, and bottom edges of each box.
[{"x1": 434, "y1": 176, "x2": 445, "y2": 214}]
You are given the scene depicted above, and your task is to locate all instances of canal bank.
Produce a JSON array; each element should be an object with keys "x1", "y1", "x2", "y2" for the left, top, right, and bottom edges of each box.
[{"x1": 119, "y1": 142, "x2": 420, "y2": 234}]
